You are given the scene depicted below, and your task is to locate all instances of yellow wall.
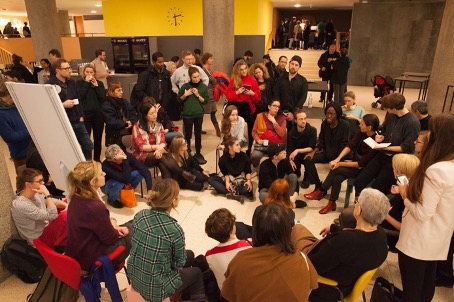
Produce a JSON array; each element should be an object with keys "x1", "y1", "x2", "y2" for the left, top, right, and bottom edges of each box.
[
  {"x1": 234, "y1": 0, "x2": 272, "y2": 36},
  {"x1": 103, "y1": 0, "x2": 203, "y2": 36},
  {"x1": 0, "y1": 37, "x2": 81, "y2": 62}
]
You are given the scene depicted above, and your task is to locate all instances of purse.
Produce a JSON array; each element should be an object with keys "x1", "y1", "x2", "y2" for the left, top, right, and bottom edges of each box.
[
  {"x1": 119, "y1": 184, "x2": 137, "y2": 208},
  {"x1": 370, "y1": 276, "x2": 402, "y2": 302}
]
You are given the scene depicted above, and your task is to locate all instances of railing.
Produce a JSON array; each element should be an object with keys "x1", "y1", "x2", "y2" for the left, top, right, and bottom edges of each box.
[{"x1": 0, "y1": 47, "x2": 13, "y2": 69}]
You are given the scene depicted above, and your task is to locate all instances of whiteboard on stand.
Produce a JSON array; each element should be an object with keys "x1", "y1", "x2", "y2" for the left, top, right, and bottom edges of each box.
[{"x1": 5, "y1": 82, "x2": 85, "y2": 196}]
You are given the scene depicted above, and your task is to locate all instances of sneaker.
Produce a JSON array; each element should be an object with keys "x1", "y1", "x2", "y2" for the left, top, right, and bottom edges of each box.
[
  {"x1": 300, "y1": 179, "x2": 310, "y2": 189},
  {"x1": 226, "y1": 193, "x2": 245, "y2": 204},
  {"x1": 108, "y1": 199, "x2": 124, "y2": 208},
  {"x1": 295, "y1": 200, "x2": 307, "y2": 208},
  {"x1": 194, "y1": 153, "x2": 207, "y2": 165}
]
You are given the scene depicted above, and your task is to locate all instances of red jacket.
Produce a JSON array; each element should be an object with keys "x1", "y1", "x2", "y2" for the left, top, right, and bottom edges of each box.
[{"x1": 226, "y1": 75, "x2": 261, "y2": 113}]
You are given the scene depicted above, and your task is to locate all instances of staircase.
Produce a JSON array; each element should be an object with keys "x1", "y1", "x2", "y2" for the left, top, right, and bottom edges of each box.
[
  {"x1": 0, "y1": 47, "x2": 13, "y2": 70},
  {"x1": 268, "y1": 49, "x2": 324, "y2": 81}
]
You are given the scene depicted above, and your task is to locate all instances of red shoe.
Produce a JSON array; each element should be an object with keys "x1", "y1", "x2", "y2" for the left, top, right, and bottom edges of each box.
[
  {"x1": 319, "y1": 200, "x2": 337, "y2": 214},
  {"x1": 304, "y1": 188, "x2": 325, "y2": 200}
]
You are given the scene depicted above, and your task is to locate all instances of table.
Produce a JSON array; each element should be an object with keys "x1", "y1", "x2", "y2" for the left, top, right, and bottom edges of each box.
[
  {"x1": 308, "y1": 81, "x2": 329, "y2": 108},
  {"x1": 395, "y1": 72, "x2": 430, "y2": 101}
]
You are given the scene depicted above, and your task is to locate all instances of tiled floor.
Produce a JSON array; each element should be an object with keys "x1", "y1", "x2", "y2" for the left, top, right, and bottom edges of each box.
[{"x1": 1, "y1": 69, "x2": 452, "y2": 300}]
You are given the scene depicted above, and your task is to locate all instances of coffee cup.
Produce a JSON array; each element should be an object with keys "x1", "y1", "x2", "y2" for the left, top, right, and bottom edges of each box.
[
  {"x1": 73, "y1": 99, "x2": 79, "y2": 105},
  {"x1": 263, "y1": 139, "x2": 269, "y2": 146}
]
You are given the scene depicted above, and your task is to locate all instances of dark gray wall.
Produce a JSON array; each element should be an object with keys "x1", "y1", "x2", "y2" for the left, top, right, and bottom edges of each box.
[
  {"x1": 79, "y1": 37, "x2": 114, "y2": 66},
  {"x1": 156, "y1": 36, "x2": 203, "y2": 60},
  {"x1": 348, "y1": 0, "x2": 445, "y2": 86},
  {"x1": 234, "y1": 35, "x2": 266, "y2": 65}
]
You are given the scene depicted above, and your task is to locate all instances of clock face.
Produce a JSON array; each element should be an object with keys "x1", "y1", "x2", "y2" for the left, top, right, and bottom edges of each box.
[{"x1": 167, "y1": 7, "x2": 184, "y2": 27}]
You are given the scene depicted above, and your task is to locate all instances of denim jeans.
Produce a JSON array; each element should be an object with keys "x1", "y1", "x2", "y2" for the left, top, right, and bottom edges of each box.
[
  {"x1": 72, "y1": 122, "x2": 94, "y2": 160},
  {"x1": 101, "y1": 170, "x2": 143, "y2": 202}
]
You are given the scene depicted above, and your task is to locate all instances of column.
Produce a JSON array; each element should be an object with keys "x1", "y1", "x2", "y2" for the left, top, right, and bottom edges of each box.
[
  {"x1": 426, "y1": 0, "x2": 454, "y2": 113},
  {"x1": 58, "y1": 10, "x2": 71, "y2": 37},
  {"x1": 203, "y1": 0, "x2": 234, "y2": 74},
  {"x1": 0, "y1": 149, "x2": 17, "y2": 282},
  {"x1": 24, "y1": 0, "x2": 63, "y2": 60},
  {"x1": 74, "y1": 16, "x2": 85, "y2": 37}
]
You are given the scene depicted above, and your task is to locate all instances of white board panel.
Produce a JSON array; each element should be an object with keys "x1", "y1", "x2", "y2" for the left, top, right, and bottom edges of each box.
[{"x1": 5, "y1": 82, "x2": 84, "y2": 195}]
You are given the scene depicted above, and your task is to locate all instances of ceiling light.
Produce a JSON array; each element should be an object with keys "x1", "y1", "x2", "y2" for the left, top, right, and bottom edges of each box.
[
  {"x1": 294, "y1": 4, "x2": 301, "y2": 8},
  {"x1": 91, "y1": 10, "x2": 97, "y2": 13},
  {"x1": 94, "y1": 4, "x2": 102, "y2": 7}
]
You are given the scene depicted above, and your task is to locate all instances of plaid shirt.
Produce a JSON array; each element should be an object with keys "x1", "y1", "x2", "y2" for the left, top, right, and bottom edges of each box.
[{"x1": 127, "y1": 209, "x2": 186, "y2": 301}]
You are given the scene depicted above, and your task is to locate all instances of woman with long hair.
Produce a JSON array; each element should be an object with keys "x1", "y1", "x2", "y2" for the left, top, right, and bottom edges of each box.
[
  {"x1": 249, "y1": 63, "x2": 273, "y2": 114},
  {"x1": 222, "y1": 203, "x2": 318, "y2": 301},
  {"x1": 396, "y1": 113, "x2": 454, "y2": 302},
  {"x1": 37, "y1": 58, "x2": 51, "y2": 84},
  {"x1": 218, "y1": 104, "x2": 247, "y2": 150},
  {"x1": 250, "y1": 99, "x2": 287, "y2": 167},
  {"x1": 102, "y1": 81, "x2": 137, "y2": 148},
  {"x1": 128, "y1": 179, "x2": 205, "y2": 302},
  {"x1": 226, "y1": 59, "x2": 261, "y2": 154},
  {"x1": 77, "y1": 64, "x2": 106, "y2": 161},
  {"x1": 168, "y1": 136, "x2": 209, "y2": 191},
  {"x1": 131, "y1": 102, "x2": 196, "y2": 182},
  {"x1": 208, "y1": 137, "x2": 253, "y2": 203},
  {"x1": 65, "y1": 161, "x2": 131, "y2": 271}
]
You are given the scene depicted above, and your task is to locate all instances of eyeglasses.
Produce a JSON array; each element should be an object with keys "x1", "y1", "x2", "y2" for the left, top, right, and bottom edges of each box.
[
  {"x1": 271, "y1": 104, "x2": 280, "y2": 108},
  {"x1": 58, "y1": 67, "x2": 71, "y2": 71},
  {"x1": 29, "y1": 179, "x2": 44, "y2": 184}
]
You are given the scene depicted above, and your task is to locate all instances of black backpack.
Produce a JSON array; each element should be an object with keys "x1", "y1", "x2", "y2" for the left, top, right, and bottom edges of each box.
[{"x1": 1, "y1": 234, "x2": 47, "y2": 283}]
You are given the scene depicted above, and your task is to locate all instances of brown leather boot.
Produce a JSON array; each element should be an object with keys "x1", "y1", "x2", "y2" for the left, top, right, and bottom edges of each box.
[
  {"x1": 213, "y1": 122, "x2": 221, "y2": 137},
  {"x1": 181, "y1": 170, "x2": 196, "y2": 182}
]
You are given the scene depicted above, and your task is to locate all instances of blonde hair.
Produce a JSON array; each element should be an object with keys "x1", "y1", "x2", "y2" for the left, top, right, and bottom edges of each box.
[
  {"x1": 392, "y1": 154, "x2": 420, "y2": 179},
  {"x1": 147, "y1": 179, "x2": 180, "y2": 211},
  {"x1": 168, "y1": 136, "x2": 188, "y2": 166},
  {"x1": 82, "y1": 63, "x2": 96, "y2": 79},
  {"x1": 67, "y1": 161, "x2": 102, "y2": 199}
]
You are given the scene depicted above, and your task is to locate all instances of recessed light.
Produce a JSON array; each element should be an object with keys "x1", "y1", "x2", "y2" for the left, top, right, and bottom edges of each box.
[
  {"x1": 94, "y1": 4, "x2": 102, "y2": 7},
  {"x1": 91, "y1": 10, "x2": 97, "y2": 13},
  {"x1": 294, "y1": 4, "x2": 301, "y2": 8}
]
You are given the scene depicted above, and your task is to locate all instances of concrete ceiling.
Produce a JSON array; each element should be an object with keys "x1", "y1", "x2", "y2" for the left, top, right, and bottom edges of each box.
[{"x1": 0, "y1": 0, "x2": 356, "y2": 17}]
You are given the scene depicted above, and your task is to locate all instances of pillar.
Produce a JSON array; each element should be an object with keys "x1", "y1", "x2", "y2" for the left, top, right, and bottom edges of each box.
[
  {"x1": 426, "y1": 0, "x2": 454, "y2": 113},
  {"x1": 0, "y1": 149, "x2": 17, "y2": 282},
  {"x1": 203, "y1": 0, "x2": 234, "y2": 74},
  {"x1": 24, "y1": 0, "x2": 63, "y2": 60},
  {"x1": 58, "y1": 10, "x2": 71, "y2": 37},
  {"x1": 74, "y1": 16, "x2": 85, "y2": 37}
]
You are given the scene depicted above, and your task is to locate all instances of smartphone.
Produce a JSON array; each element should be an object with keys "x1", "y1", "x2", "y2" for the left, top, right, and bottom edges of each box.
[
  {"x1": 397, "y1": 174, "x2": 408, "y2": 184},
  {"x1": 243, "y1": 84, "x2": 252, "y2": 90}
]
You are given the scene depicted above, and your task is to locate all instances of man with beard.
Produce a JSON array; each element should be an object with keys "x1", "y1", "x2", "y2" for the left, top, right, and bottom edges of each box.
[
  {"x1": 91, "y1": 49, "x2": 111, "y2": 90},
  {"x1": 48, "y1": 59, "x2": 93, "y2": 160},
  {"x1": 301, "y1": 102, "x2": 349, "y2": 190},
  {"x1": 274, "y1": 55, "x2": 288, "y2": 80},
  {"x1": 273, "y1": 55, "x2": 308, "y2": 123}
]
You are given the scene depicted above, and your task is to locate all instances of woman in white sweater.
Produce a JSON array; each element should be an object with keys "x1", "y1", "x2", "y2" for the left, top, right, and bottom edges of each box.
[{"x1": 396, "y1": 113, "x2": 454, "y2": 302}]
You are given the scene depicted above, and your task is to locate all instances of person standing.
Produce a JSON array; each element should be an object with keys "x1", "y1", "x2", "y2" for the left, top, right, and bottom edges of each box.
[
  {"x1": 77, "y1": 64, "x2": 105, "y2": 161},
  {"x1": 134, "y1": 51, "x2": 173, "y2": 112},
  {"x1": 171, "y1": 50, "x2": 209, "y2": 95},
  {"x1": 91, "y1": 49, "x2": 111, "y2": 89},
  {"x1": 287, "y1": 17, "x2": 297, "y2": 49},
  {"x1": 396, "y1": 113, "x2": 454, "y2": 302},
  {"x1": 317, "y1": 19, "x2": 326, "y2": 49},
  {"x1": 47, "y1": 59, "x2": 94, "y2": 160},
  {"x1": 317, "y1": 44, "x2": 339, "y2": 103},
  {"x1": 201, "y1": 52, "x2": 221, "y2": 137},
  {"x1": 332, "y1": 48, "x2": 350, "y2": 104},
  {"x1": 277, "y1": 20, "x2": 288, "y2": 48},
  {"x1": 22, "y1": 22, "x2": 31, "y2": 37}
]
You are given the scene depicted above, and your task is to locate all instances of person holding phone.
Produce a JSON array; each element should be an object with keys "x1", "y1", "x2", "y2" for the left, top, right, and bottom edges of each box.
[
  {"x1": 77, "y1": 64, "x2": 106, "y2": 161},
  {"x1": 396, "y1": 113, "x2": 454, "y2": 302},
  {"x1": 226, "y1": 59, "x2": 261, "y2": 155}
]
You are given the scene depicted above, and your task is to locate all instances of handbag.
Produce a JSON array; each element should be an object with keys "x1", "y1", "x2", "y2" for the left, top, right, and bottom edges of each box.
[
  {"x1": 119, "y1": 184, "x2": 137, "y2": 208},
  {"x1": 27, "y1": 267, "x2": 79, "y2": 302},
  {"x1": 370, "y1": 276, "x2": 403, "y2": 302}
]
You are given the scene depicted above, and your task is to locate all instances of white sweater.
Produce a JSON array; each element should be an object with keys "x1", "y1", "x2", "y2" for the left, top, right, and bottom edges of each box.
[{"x1": 396, "y1": 160, "x2": 454, "y2": 260}]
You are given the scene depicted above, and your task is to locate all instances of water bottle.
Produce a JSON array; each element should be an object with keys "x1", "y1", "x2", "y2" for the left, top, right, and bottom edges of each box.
[{"x1": 308, "y1": 93, "x2": 313, "y2": 109}]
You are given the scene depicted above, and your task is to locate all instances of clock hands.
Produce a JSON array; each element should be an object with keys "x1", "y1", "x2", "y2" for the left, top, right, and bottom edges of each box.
[{"x1": 173, "y1": 13, "x2": 183, "y2": 26}]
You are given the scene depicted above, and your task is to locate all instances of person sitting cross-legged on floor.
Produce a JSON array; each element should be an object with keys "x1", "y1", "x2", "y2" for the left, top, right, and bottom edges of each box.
[
  {"x1": 304, "y1": 114, "x2": 380, "y2": 214},
  {"x1": 258, "y1": 143, "x2": 306, "y2": 207},
  {"x1": 207, "y1": 137, "x2": 254, "y2": 203},
  {"x1": 101, "y1": 144, "x2": 153, "y2": 208},
  {"x1": 11, "y1": 168, "x2": 68, "y2": 248},
  {"x1": 204, "y1": 208, "x2": 252, "y2": 290},
  {"x1": 302, "y1": 102, "x2": 349, "y2": 189}
]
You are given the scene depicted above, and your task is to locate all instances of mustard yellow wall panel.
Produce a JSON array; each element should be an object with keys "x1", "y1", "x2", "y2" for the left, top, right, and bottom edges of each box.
[
  {"x1": 234, "y1": 0, "x2": 272, "y2": 35},
  {"x1": 103, "y1": 0, "x2": 203, "y2": 36}
]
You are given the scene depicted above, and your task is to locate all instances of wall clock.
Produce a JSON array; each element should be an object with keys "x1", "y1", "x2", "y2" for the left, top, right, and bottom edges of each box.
[{"x1": 167, "y1": 7, "x2": 184, "y2": 26}]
